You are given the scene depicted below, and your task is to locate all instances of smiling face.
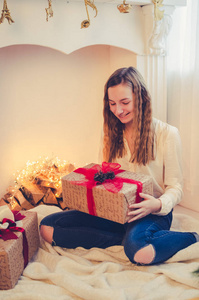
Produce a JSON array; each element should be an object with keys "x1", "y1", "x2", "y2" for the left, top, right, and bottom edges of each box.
[{"x1": 108, "y1": 83, "x2": 134, "y2": 126}]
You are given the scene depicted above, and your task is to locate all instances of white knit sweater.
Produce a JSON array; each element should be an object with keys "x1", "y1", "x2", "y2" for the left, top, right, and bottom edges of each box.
[{"x1": 100, "y1": 118, "x2": 183, "y2": 216}]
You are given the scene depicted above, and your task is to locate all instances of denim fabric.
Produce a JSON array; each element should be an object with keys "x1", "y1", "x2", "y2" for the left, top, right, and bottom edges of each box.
[{"x1": 40, "y1": 210, "x2": 197, "y2": 265}]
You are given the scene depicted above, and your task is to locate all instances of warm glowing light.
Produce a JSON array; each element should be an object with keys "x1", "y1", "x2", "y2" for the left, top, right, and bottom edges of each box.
[
  {"x1": 3, "y1": 156, "x2": 76, "y2": 211},
  {"x1": 13, "y1": 156, "x2": 76, "y2": 197}
]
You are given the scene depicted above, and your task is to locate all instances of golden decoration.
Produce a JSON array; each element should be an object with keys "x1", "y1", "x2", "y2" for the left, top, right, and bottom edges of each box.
[
  {"x1": 14, "y1": 157, "x2": 73, "y2": 188},
  {"x1": 45, "y1": 0, "x2": 53, "y2": 22},
  {"x1": 1, "y1": 157, "x2": 76, "y2": 211},
  {"x1": 81, "y1": 0, "x2": 98, "y2": 29},
  {"x1": 81, "y1": 19, "x2": 90, "y2": 28},
  {"x1": 0, "y1": 0, "x2": 14, "y2": 24},
  {"x1": 152, "y1": 0, "x2": 164, "y2": 21},
  {"x1": 117, "y1": 0, "x2": 132, "y2": 13}
]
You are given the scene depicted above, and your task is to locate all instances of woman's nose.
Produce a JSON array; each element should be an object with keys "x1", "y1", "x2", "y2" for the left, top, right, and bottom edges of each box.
[{"x1": 115, "y1": 105, "x2": 123, "y2": 115}]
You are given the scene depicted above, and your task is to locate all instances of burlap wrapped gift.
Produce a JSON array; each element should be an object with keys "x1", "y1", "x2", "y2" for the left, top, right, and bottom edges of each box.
[
  {"x1": 0, "y1": 208, "x2": 40, "y2": 290},
  {"x1": 62, "y1": 162, "x2": 153, "y2": 224}
]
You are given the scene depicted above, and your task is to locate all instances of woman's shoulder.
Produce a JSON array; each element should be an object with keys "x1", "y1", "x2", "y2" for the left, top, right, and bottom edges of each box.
[
  {"x1": 152, "y1": 118, "x2": 180, "y2": 139},
  {"x1": 152, "y1": 118, "x2": 182, "y2": 157}
]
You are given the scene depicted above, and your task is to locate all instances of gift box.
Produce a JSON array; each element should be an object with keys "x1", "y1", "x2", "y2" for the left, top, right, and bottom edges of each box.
[
  {"x1": 0, "y1": 208, "x2": 40, "y2": 290},
  {"x1": 61, "y1": 162, "x2": 153, "y2": 224}
]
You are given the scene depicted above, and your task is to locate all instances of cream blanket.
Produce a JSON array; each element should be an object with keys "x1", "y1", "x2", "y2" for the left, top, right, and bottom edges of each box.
[{"x1": 1, "y1": 205, "x2": 199, "y2": 300}]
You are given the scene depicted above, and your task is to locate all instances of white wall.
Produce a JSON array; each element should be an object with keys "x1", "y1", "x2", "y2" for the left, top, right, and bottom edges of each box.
[
  {"x1": 0, "y1": 44, "x2": 137, "y2": 197},
  {"x1": 1, "y1": 0, "x2": 191, "y2": 212},
  {"x1": 0, "y1": 0, "x2": 141, "y2": 198},
  {"x1": 0, "y1": 0, "x2": 146, "y2": 55}
]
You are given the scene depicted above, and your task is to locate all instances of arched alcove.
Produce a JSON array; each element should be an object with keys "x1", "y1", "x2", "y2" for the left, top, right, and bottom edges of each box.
[
  {"x1": 0, "y1": 1, "x2": 185, "y2": 199},
  {"x1": 0, "y1": 43, "x2": 137, "y2": 197}
]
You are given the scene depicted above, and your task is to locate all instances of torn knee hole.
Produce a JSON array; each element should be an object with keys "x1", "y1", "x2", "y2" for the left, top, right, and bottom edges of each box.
[
  {"x1": 134, "y1": 244, "x2": 155, "y2": 264},
  {"x1": 40, "y1": 225, "x2": 54, "y2": 244}
]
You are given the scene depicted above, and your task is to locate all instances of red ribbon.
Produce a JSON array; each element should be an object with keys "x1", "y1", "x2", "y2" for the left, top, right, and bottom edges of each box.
[
  {"x1": 72, "y1": 162, "x2": 143, "y2": 216},
  {"x1": 0, "y1": 211, "x2": 29, "y2": 268}
]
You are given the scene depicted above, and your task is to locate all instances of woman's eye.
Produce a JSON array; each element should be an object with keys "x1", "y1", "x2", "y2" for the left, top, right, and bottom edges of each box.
[
  {"x1": 122, "y1": 102, "x2": 130, "y2": 105},
  {"x1": 109, "y1": 102, "x2": 116, "y2": 106}
]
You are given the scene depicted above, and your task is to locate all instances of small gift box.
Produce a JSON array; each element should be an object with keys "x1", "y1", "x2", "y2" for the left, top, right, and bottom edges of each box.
[
  {"x1": 61, "y1": 162, "x2": 153, "y2": 224},
  {"x1": 0, "y1": 206, "x2": 40, "y2": 290}
]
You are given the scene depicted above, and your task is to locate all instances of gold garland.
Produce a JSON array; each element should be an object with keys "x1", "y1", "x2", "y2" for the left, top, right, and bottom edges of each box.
[
  {"x1": 0, "y1": 0, "x2": 14, "y2": 24},
  {"x1": 152, "y1": 0, "x2": 164, "y2": 21},
  {"x1": 0, "y1": 0, "x2": 135, "y2": 27}
]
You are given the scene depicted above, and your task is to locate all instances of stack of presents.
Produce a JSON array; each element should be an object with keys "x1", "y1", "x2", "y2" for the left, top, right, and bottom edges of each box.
[{"x1": 0, "y1": 162, "x2": 153, "y2": 289}]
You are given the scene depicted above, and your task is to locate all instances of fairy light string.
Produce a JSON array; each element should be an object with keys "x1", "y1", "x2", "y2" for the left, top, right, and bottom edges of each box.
[{"x1": 5, "y1": 157, "x2": 75, "y2": 209}]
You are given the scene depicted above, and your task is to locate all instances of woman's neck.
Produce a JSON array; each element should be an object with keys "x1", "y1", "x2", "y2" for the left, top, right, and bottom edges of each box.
[
  {"x1": 124, "y1": 119, "x2": 134, "y2": 131},
  {"x1": 124, "y1": 123, "x2": 136, "y2": 153},
  {"x1": 124, "y1": 121, "x2": 135, "y2": 138}
]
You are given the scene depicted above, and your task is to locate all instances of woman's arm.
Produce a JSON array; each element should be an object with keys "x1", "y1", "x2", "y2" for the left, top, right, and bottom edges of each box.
[
  {"x1": 127, "y1": 125, "x2": 183, "y2": 222},
  {"x1": 156, "y1": 126, "x2": 183, "y2": 215}
]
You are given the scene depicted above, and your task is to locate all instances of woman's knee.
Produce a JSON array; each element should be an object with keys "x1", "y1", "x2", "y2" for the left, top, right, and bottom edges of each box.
[
  {"x1": 133, "y1": 244, "x2": 155, "y2": 265},
  {"x1": 124, "y1": 235, "x2": 156, "y2": 265},
  {"x1": 40, "y1": 225, "x2": 54, "y2": 244}
]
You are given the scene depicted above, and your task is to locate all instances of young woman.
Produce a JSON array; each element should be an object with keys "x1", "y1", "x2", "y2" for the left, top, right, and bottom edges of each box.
[{"x1": 40, "y1": 67, "x2": 199, "y2": 265}]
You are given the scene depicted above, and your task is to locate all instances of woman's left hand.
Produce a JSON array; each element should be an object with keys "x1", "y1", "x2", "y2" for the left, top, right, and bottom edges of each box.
[{"x1": 127, "y1": 193, "x2": 162, "y2": 223}]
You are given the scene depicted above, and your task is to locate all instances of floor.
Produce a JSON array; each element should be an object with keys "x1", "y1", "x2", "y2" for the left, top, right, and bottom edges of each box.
[{"x1": 174, "y1": 204, "x2": 199, "y2": 220}]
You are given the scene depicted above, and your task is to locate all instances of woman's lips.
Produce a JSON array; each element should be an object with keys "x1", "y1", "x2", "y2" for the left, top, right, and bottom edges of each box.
[{"x1": 119, "y1": 112, "x2": 130, "y2": 119}]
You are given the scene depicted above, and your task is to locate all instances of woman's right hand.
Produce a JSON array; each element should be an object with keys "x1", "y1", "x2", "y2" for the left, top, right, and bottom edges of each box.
[{"x1": 127, "y1": 193, "x2": 162, "y2": 222}]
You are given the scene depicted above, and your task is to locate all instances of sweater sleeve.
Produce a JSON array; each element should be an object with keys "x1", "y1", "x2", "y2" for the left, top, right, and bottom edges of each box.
[{"x1": 154, "y1": 126, "x2": 183, "y2": 216}]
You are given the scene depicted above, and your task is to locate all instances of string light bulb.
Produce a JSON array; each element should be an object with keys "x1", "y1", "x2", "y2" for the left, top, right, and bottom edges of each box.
[{"x1": 12, "y1": 156, "x2": 76, "y2": 200}]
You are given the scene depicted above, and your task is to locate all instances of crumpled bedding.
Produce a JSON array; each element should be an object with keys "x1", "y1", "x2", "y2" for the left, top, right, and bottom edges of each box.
[{"x1": 0, "y1": 205, "x2": 199, "y2": 300}]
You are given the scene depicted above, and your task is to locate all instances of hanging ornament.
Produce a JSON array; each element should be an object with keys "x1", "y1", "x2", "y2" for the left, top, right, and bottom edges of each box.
[
  {"x1": 0, "y1": 0, "x2": 14, "y2": 24},
  {"x1": 117, "y1": 0, "x2": 132, "y2": 13},
  {"x1": 81, "y1": 0, "x2": 97, "y2": 29},
  {"x1": 45, "y1": 0, "x2": 53, "y2": 22},
  {"x1": 152, "y1": 0, "x2": 164, "y2": 21}
]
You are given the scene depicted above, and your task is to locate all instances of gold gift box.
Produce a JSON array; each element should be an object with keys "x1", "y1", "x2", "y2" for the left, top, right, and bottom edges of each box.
[
  {"x1": 62, "y1": 163, "x2": 153, "y2": 224},
  {"x1": 0, "y1": 211, "x2": 40, "y2": 290}
]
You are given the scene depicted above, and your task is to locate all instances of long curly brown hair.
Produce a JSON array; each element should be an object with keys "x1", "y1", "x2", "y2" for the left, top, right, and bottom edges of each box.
[{"x1": 103, "y1": 67, "x2": 155, "y2": 165}]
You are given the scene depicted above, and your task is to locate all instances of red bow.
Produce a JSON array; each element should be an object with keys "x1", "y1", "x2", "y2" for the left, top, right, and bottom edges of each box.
[
  {"x1": 72, "y1": 162, "x2": 142, "y2": 216},
  {"x1": 0, "y1": 210, "x2": 29, "y2": 268}
]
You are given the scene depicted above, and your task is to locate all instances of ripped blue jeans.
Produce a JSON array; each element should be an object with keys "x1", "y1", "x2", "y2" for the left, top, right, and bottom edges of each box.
[{"x1": 40, "y1": 209, "x2": 197, "y2": 265}]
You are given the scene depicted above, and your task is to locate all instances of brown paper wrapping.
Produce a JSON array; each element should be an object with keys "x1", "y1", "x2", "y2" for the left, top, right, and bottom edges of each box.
[
  {"x1": 62, "y1": 163, "x2": 153, "y2": 224},
  {"x1": 0, "y1": 211, "x2": 40, "y2": 290}
]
